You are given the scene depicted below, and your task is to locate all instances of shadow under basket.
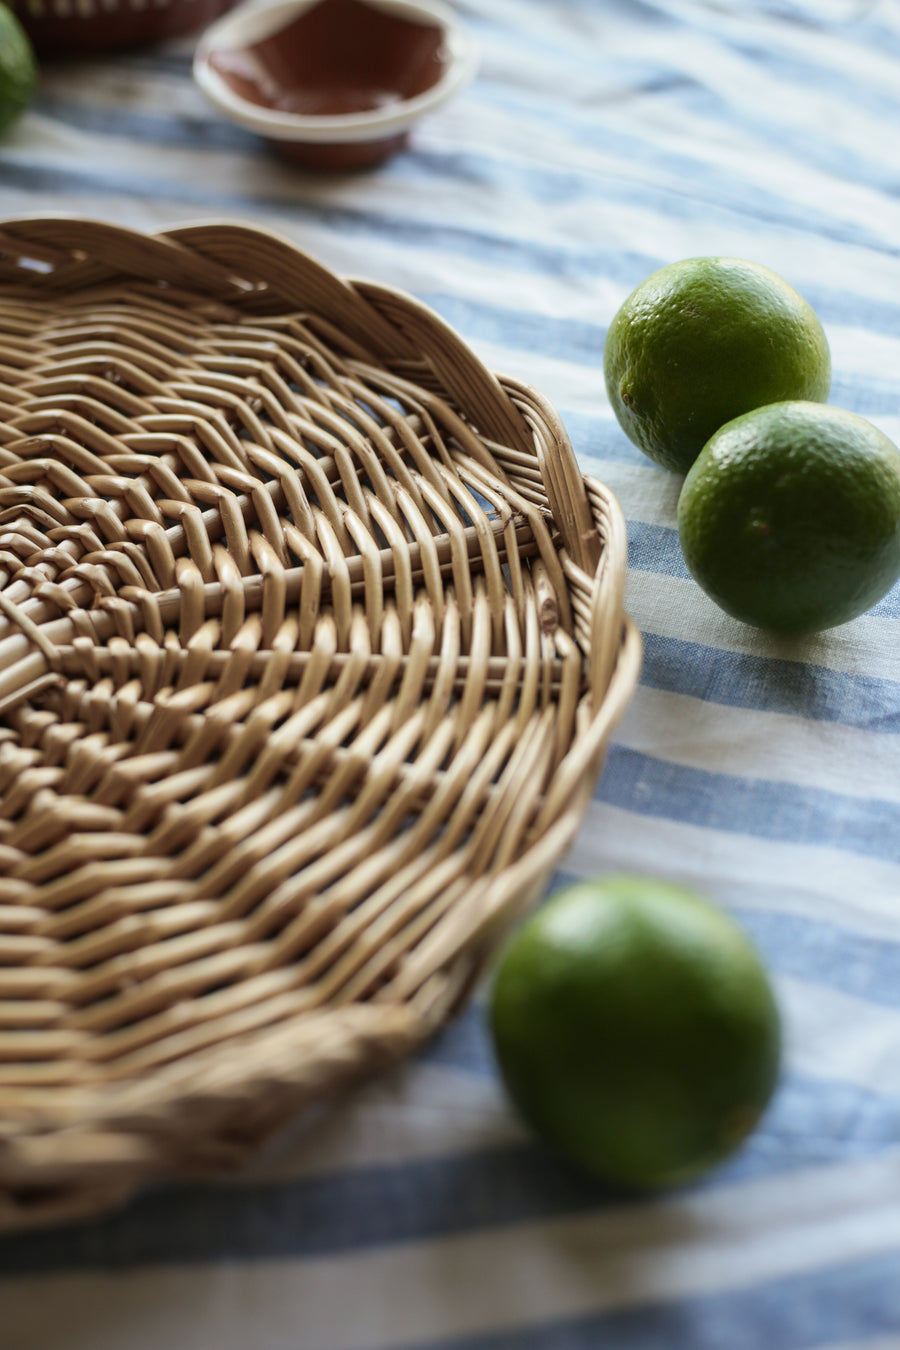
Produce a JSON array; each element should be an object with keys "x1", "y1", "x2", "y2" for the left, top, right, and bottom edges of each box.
[{"x1": 0, "y1": 218, "x2": 641, "y2": 1232}]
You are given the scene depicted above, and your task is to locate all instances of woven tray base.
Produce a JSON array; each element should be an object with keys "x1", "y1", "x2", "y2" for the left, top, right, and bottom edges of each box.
[{"x1": 0, "y1": 219, "x2": 641, "y2": 1231}]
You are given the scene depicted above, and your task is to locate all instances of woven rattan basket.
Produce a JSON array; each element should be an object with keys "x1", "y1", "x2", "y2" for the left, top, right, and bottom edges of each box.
[{"x1": 0, "y1": 218, "x2": 641, "y2": 1231}]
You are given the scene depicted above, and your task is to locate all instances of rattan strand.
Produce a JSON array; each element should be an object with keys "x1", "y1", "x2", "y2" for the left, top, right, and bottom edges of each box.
[{"x1": 0, "y1": 219, "x2": 641, "y2": 1231}]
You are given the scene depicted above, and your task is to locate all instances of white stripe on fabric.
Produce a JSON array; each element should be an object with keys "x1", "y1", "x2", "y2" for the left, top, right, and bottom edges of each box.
[
  {"x1": 615, "y1": 687, "x2": 900, "y2": 803},
  {"x1": 566, "y1": 803, "x2": 900, "y2": 942},
  {"x1": 624, "y1": 573, "x2": 900, "y2": 683},
  {"x1": 779, "y1": 976, "x2": 900, "y2": 1095}
]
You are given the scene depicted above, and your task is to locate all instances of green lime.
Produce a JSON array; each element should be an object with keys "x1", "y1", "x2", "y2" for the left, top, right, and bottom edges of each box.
[
  {"x1": 489, "y1": 875, "x2": 781, "y2": 1190},
  {"x1": 603, "y1": 257, "x2": 831, "y2": 474},
  {"x1": 0, "y1": 4, "x2": 36, "y2": 138},
  {"x1": 678, "y1": 400, "x2": 900, "y2": 635}
]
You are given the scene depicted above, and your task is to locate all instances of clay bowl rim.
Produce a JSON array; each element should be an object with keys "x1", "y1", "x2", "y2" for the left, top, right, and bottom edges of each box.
[{"x1": 192, "y1": 0, "x2": 479, "y2": 145}]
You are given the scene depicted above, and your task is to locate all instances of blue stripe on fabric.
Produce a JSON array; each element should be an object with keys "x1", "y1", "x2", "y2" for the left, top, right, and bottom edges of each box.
[
  {"x1": 463, "y1": 81, "x2": 900, "y2": 252},
  {"x1": 0, "y1": 1143, "x2": 638, "y2": 1274},
  {"x1": 596, "y1": 745, "x2": 900, "y2": 862},
  {"x1": 27, "y1": 69, "x2": 900, "y2": 297},
  {"x1": 570, "y1": 411, "x2": 900, "y2": 497},
  {"x1": 5, "y1": 168, "x2": 893, "y2": 396},
  {"x1": 0, "y1": 161, "x2": 610, "y2": 278},
  {"x1": 0, "y1": 161, "x2": 655, "y2": 280},
  {"x1": 562, "y1": 414, "x2": 661, "y2": 466},
  {"x1": 112, "y1": 51, "x2": 194, "y2": 76},
  {"x1": 419, "y1": 292, "x2": 605, "y2": 364},
  {"x1": 638, "y1": 630, "x2": 900, "y2": 731},
  {"x1": 627, "y1": 520, "x2": 692, "y2": 580},
  {"x1": 31, "y1": 93, "x2": 260, "y2": 154},
  {"x1": 424, "y1": 0, "x2": 683, "y2": 67},
  {"x1": 659, "y1": 45, "x2": 900, "y2": 196},
  {"x1": 467, "y1": 4, "x2": 900, "y2": 147},
  {"x1": 6, "y1": 142, "x2": 900, "y2": 348},
  {"x1": 391, "y1": 49, "x2": 893, "y2": 240},
  {"x1": 370, "y1": 1248, "x2": 900, "y2": 1350},
  {"x1": 415, "y1": 296, "x2": 900, "y2": 409},
  {"x1": 14, "y1": 79, "x2": 900, "y2": 286},
  {"x1": 418, "y1": 137, "x2": 869, "y2": 259},
  {"x1": 0, "y1": 1070, "x2": 896, "y2": 1274},
  {"x1": 418, "y1": 997, "x2": 498, "y2": 1076},
  {"x1": 733, "y1": 35, "x2": 900, "y2": 121},
  {"x1": 426, "y1": 888, "x2": 900, "y2": 1041},
  {"x1": 1, "y1": 149, "x2": 644, "y2": 300},
  {"x1": 735, "y1": 906, "x2": 900, "y2": 1007},
  {"x1": 419, "y1": 293, "x2": 900, "y2": 399},
  {"x1": 822, "y1": 375, "x2": 900, "y2": 424}
]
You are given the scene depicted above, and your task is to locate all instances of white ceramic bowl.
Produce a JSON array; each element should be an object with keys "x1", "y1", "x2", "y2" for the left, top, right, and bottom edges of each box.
[{"x1": 193, "y1": 0, "x2": 478, "y2": 170}]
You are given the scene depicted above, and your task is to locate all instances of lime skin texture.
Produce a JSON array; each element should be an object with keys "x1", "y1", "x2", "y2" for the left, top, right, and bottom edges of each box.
[
  {"x1": 0, "y1": 5, "x2": 37, "y2": 138},
  {"x1": 678, "y1": 401, "x2": 900, "y2": 635},
  {"x1": 604, "y1": 257, "x2": 831, "y2": 474},
  {"x1": 489, "y1": 875, "x2": 782, "y2": 1190}
]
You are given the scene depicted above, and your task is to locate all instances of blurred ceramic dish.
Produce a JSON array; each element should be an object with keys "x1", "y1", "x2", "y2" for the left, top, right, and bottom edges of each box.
[
  {"x1": 193, "y1": 0, "x2": 478, "y2": 170},
  {"x1": 10, "y1": 0, "x2": 237, "y2": 52}
]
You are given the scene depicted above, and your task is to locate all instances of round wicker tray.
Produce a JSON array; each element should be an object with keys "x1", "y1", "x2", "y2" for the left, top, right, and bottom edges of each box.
[{"x1": 0, "y1": 218, "x2": 641, "y2": 1231}]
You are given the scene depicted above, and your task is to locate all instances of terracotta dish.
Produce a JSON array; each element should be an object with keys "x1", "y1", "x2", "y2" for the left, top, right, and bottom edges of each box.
[
  {"x1": 193, "y1": 0, "x2": 478, "y2": 170},
  {"x1": 10, "y1": 0, "x2": 237, "y2": 52}
]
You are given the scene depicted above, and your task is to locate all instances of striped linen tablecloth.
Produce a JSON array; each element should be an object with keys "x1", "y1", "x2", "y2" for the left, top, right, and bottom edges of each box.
[{"x1": 2, "y1": 0, "x2": 900, "y2": 1346}]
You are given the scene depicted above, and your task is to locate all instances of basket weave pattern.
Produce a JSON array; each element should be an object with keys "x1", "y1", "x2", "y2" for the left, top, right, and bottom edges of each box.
[{"x1": 0, "y1": 219, "x2": 640, "y2": 1230}]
